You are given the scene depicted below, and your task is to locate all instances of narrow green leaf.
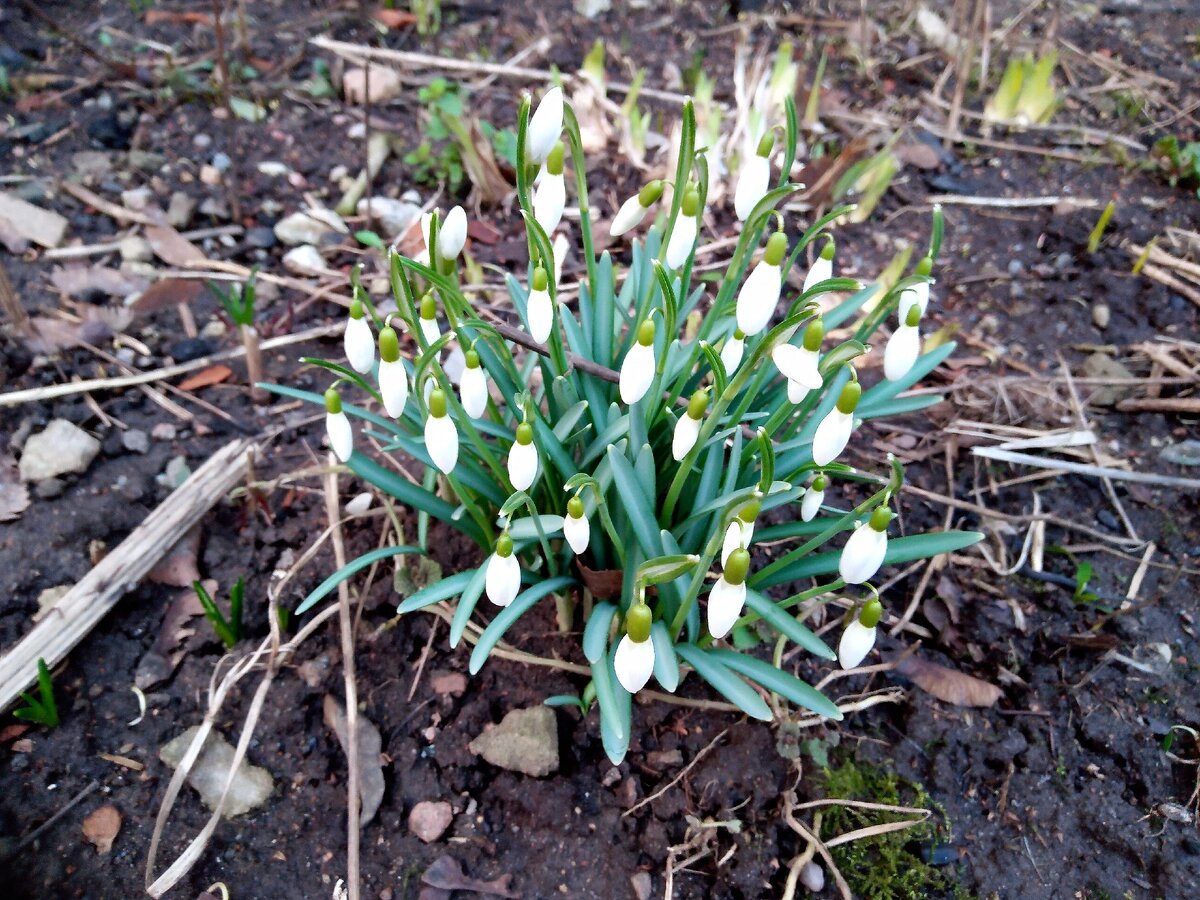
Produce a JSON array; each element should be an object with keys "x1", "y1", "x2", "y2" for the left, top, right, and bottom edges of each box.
[
  {"x1": 347, "y1": 454, "x2": 484, "y2": 543},
  {"x1": 606, "y1": 445, "x2": 663, "y2": 558},
  {"x1": 397, "y1": 567, "x2": 479, "y2": 614},
  {"x1": 298, "y1": 544, "x2": 423, "y2": 615},
  {"x1": 743, "y1": 589, "x2": 836, "y2": 661},
  {"x1": 674, "y1": 643, "x2": 773, "y2": 721},
  {"x1": 469, "y1": 576, "x2": 576, "y2": 674},
  {"x1": 584, "y1": 602, "x2": 618, "y2": 664},
  {"x1": 449, "y1": 565, "x2": 489, "y2": 649},
  {"x1": 598, "y1": 648, "x2": 632, "y2": 764},
  {"x1": 637, "y1": 554, "x2": 700, "y2": 585},
  {"x1": 708, "y1": 648, "x2": 842, "y2": 719},
  {"x1": 651, "y1": 621, "x2": 680, "y2": 692}
]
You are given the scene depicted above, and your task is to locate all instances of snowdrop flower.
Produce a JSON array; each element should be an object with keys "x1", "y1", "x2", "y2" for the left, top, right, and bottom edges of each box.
[
  {"x1": 526, "y1": 86, "x2": 564, "y2": 164},
  {"x1": 772, "y1": 319, "x2": 825, "y2": 403},
  {"x1": 343, "y1": 299, "x2": 375, "y2": 374},
  {"x1": 552, "y1": 232, "x2": 569, "y2": 287},
  {"x1": 610, "y1": 180, "x2": 664, "y2": 237},
  {"x1": 708, "y1": 547, "x2": 750, "y2": 640},
  {"x1": 672, "y1": 389, "x2": 709, "y2": 461},
  {"x1": 376, "y1": 323, "x2": 408, "y2": 419},
  {"x1": 802, "y1": 239, "x2": 836, "y2": 294},
  {"x1": 563, "y1": 496, "x2": 591, "y2": 555},
  {"x1": 884, "y1": 304, "x2": 923, "y2": 382},
  {"x1": 811, "y1": 380, "x2": 860, "y2": 467},
  {"x1": 415, "y1": 212, "x2": 432, "y2": 265},
  {"x1": 424, "y1": 388, "x2": 459, "y2": 474},
  {"x1": 720, "y1": 328, "x2": 745, "y2": 374},
  {"x1": 614, "y1": 602, "x2": 655, "y2": 693},
  {"x1": 485, "y1": 532, "x2": 521, "y2": 607},
  {"x1": 438, "y1": 205, "x2": 467, "y2": 261},
  {"x1": 734, "y1": 131, "x2": 774, "y2": 221},
  {"x1": 838, "y1": 596, "x2": 883, "y2": 669},
  {"x1": 736, "y1": 230, "x2": 787, "y2": 336},
  {"x1": 800, "y1": 474, "x2": 827, "y2": 523},
  {"x1": 525, "y1": 266, "x2": 554, "y2": 344},
  {"x1": 619, "y1": 319, "x2": 657, "y2": 405},
  {"x1": 839, "y1": 507, "x2": 893, "y2": 585},
  {"x1": 459, "y1": 349, "x2": 489, "y2": 418},
  {"x1": 533, "y1": 142, "x2": 566, "y2": 234},
  {"x1": 665, "y1": 184, "x2": 700, "y2": 270},
  {"x1": 508, "y1": 421, "x2": 539, "y2": 491},
  {"x1": 722, "y1": 500, "x2": 761, "y2": 567},
  {"x1": 324, "y1": 387, "x2": 353, "y2": 462},
  {"x1": 418, "y1": 294, "x2": 440, "y2": 347},
  {"x1": 898, "y1": 256, "x2": 934, "y2": 321}
]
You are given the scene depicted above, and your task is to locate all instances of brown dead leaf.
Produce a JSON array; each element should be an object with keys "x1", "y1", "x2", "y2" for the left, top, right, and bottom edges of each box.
[
  {"x1": 145, "y1": 9, "x2": 213, "y2": 26},
  {"x1": 323, "y1": 695, "x2": 385, "y2": 826},
  {"x1": 23, "y1": 307, "x2": 135, "y2": 354},
  {"x1": 577, "y1": 563, "x2": 623, "y2": 599},
  {"x1": 144, "y1": 224, "x2": 206, "y2": 267},
  {"x1": 0, "y1": 456, "x2": 30, "y2": 523},
  {"x1": 51, "y1": 265, "x2": 146, "y2": 299},
  {"x1": 0, "y1": 723, "x2": 31, "y2": 742},
  {"x1": 467, "y1": 219, "x2": 501, "y2": 245},
  {"x1": 893, "y1": 652, "x2": 1002, "y2": 707},
  {"x1": 135, "y1": 579, "x2": 210, "y2": 690},
  {"x1": 461, "y1": 118, "x2": 511, "y2": 207},
  {"x1": 178, "y1": 365, "x2": 234, "y2": 392},
  {"x1": 895, "y1": 140, "x2": 943, "y2": 170},
  {"x1": 130, "y1": 278, "x2": 208, "y2": 316},
  {"x1": 371, "y1": 8, "x2": 417, "y2": 28},
  {"x1": 421, "y1": 856, "x2": 518, "y2": 898},
  {"x1": 146, "y1": 527, "x2": 202, "y2": 587},
  {"x1": 82, "y1": 804, "x2": 122, "y2": 854}
]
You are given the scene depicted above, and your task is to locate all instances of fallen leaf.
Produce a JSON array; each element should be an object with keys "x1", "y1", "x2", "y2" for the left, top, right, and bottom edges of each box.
[
  {"x1": 135, "y1": 579, "x2": 210, "y2": 689},
  {"x1": 144, "y1": 224, "x2": 206, "y2": 267},
  {"x1": 467, "y1": 219, "x2": 501, "y2": 245},
  {"x1": 50, "y1": 265, "x2": 147, "y2": 300},
  {"x1": 82, "y1": 805, "x2": 122, "y2": 854},
  {"x1": 0, "y1": 456, "x2": 31, "y2": 523},
  {"x1": 371, "y1": 8, "x2": 417, "y2": 27},
  {"x1": 178, "y1": 365, "x2": 234, "y2": 392},
  {"x1": 421, "y1": 856, "x2": 518, "y2": 898},
  {"x1": 146, "y1": 527, "x2": 202, "y2": 587},
  {"x1": 896, "y1": 140, "x2": 942, "y2": 170},
  {"x1": 323, "y1": 695, "x2": 385, "y2": 826},
  {"x1": 893, "y1": 652, "x2": 1002, "y2": 707},
  {"x1": 144, "y1": 9, "x2": 213, "y2": 25},
  {"x1": 23, "y1": 307, "x2": 134, "y2": 354},
  {"x1": 0, "y1": 723, "x2": 31, "y2": 742},
  {"x1": 130, "y1": 278, "x2": 208, "y2": 316},
  {"x1": 0, "y1": 191, "x2": 68, "y2": 248}
]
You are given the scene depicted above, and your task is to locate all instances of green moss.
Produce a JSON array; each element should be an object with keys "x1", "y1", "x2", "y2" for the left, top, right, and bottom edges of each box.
[{"x1": 817, "y1": 758, "x2": 967, "y2": 900}]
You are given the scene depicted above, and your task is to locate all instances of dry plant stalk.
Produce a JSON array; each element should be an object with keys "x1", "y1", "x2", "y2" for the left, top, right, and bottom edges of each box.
[{"x1": 241, "y1": 324, "x2": 267, "y2": 404}]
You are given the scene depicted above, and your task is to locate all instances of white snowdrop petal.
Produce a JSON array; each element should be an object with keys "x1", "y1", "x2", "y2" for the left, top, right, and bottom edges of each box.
[
  {"x1": 707, "y1": 576, "x2": 748, "y2": 640},
  {"x1": 508, "y1": 440, "x2": 539, "y2": 491},
  {"x1": 460, "y1": 366, "x2": 489, "y2": 418},
  {"x1": 720, "y1": 335, "x2": 744, "y2": 374},
  {"x1": 533, "y1": 172, "x2": 566, "y2": 234},
  {"x1": 619, "y1": 341, "x2": 656, "y2": 405},
  {"x1": 485, "y1": 552, "x2": 522, "y2": 607},
  {"x1": 344, "y1": 492, "x2": 373, "y2": 515},
  {"x1": 721, "y1": 520, "x2": 754, "y2": 567},
  {"x1": 883, "y1": 324, "x2": 922, "y2": 382},
  {"x1": 527, "y1": 86, "x2": 564, "y2": 164},
  {"x1": 326, "y1": 411, "x2": 354, "y2": 462},
  {"x1": 812, "y1": 408, "x2": 853, "y2": 467},
  {"x1": 898, "y1": 280, "x2": 930, "y2": 321},
  {"x1": 787, "y1": 378, "x2": 810, "y2": 404},
  {"x1": 735, "y1": 262, "x2": 782, "y2": 336},
  {"x1": 839, "y1": 523, "x2": 888, "y2": 585},
  {"x1": 837, "y1": 619, "x2": 877, "y2": 669},
  {"x1": 438, "y1": 206, "x2": 467, "y2": 260},
  {"x1": 772, "y1": 345, "x2": 823, "y2": 391},
  {"x1": 609, "y1": 195, "x2": 648, "y2": 236},
  {"x1": 344, "y1": 316, "x2": 375, "y2": 374},
  {"x1": 563, "y1": 512, "x2": 591, "y2": 555},
  {"x1": 734, "y1": 155, "x2": 770, "y2": 221},
  {"x1": 614, "y1": 634, "x2": 655, "y2": 693},
  {"x1": 801, "y1": 487, "x2": 825, "y2": 522},
  {"x1": 803, "y1": 255, "x2": 833, "y2": 294},
  {"x1": 665, "y1": 214, "x2": 698, "y2": 270},
  {"x1": 527, "y1": 288, "x2": 554, "y2": 344},
  {"x1": 672, "y1": 415, "x2": 701, "y2": 461},
  {"x1": 553, "y1": 233, "x2": 569, "y2": 287},
  {"x1": 420, "y1": 317, "x2": 440, "y2": 347},
  {"x1": 443, "y1": 345, "x2": 466, "y2": 384},
  {"x1": 425, "y1": 414, "x2": 459, "y2": 474},
  {"x1": 378, "y1": 358, "x2": 409, "y2": 419}
]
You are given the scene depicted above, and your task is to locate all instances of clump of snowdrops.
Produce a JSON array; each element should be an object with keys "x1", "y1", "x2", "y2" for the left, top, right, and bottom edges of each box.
[{"x1": 268, "y1": 87, "x2": 981, "y2": 764}]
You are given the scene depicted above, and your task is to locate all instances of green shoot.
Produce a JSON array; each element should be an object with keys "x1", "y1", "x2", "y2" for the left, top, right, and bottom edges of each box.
[
  {"x1": 14, "y1": 658, "x2": 60, "y2": 728},
  {"x1": 1087, "y1": 201, "x2": 1115, "y2": 254},
  {"x1": 195, "y1": 578, "x2": 245, "y2": 649}
]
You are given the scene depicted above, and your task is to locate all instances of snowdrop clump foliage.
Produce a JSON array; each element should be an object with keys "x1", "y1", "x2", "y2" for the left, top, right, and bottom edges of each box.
[{"x1": 271, "y1": 87, "x2": 981, "y2": 764}]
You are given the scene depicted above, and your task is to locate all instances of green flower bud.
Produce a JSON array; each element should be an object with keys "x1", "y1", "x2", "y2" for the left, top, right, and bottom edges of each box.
[
  {"x1": 812, "y1": 474, "x2": 828, "y2": 491},
  {"x1": 802, "y1": 320, "x2": 825, "y2": 352},
  {"x1": 756, "y1": 130, "x2": 776, "y2": 158},
  {"x1": 724, "y1": 547, "x2": 751, "y2": 585},
  {"x1": 764, "y1": 231, "x2": 788, "y2": 267},
  {"x1": 428, "y1": 387, "x2": 448, "y2": 418},
  {"x1": 350, "y1": 298, "x2": 364, "y2": 320},
  {"x1": 869, "y1": 506, "x2": 894, "y2": 532},
  {"x1": 625, "y1": 602, "x2": 653, "y2": 643},
  {"x1": 546, "y1": 141, "x2": 565, "y2": 176},
  {"x1": 733, "y1": 328, "x2": 745, "y2": 340},
  {"x1": 686, "y1": 389, "x2": 709, "y2": 420},
  {"x1": 567, "y1": 496, "x2": 584, "y2": 519},
  {"x1": 738, "y1": 499, "x2": 761, "y2": 524},
  {"x1": 495, "y1": 532, "x2": 514, "y2": 558},
  {"x1": 515, "y1": 421, "x2": 534, "y2": 445},
  {"x1": 637, "y1": 319, "x2": 656, "y2": 347},
  {"x1": 532, "y1": 266, "x2": 548, "y2": 292},
  {"x1": 638, "y1": 180, "x2": 665, "y2": 207},
  {"x1": 379, "y1": 325, "x2": 400, "y2": 363},
  {"x1": 916, "y1": 256, "x2": 933, "y2": 277},
  {"x1": 465, "y1": 349, "x2": 480, "y2": 369},
  {"x1": 324, "y1": 387, "x2": 342, "y2": 414},
  {"x1": 904, "y1": 304, "x2": 922, "y2": 328},
  {"x1": 420, "y1": 294, "x2": 437, "y2": 320},
  {"x1": 859, "y1": 596, "x2": 883, "y2": 628},
  {"x1": 681, "y1": 185, "x2": 700, "y2": 217},
  {"x1": 835, "y1": 381, "x2": 861, "y2": 414},
  {"x1": 819, "y1": 238, "x2": 836, "y2": 261}
]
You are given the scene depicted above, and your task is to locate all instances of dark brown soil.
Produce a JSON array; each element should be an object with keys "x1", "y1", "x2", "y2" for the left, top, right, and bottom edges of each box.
[{"x1": 2, "y1": 2, "x2": 1199, "y2": 899}]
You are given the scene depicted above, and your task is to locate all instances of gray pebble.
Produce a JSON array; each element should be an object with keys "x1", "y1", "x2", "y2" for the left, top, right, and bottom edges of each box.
[
  {"x1": 35, "y1": 478, "x2": 66, "y2": 499},
  {"x1": 121, "y1": 429, "x2": 150, "y2": 454}
]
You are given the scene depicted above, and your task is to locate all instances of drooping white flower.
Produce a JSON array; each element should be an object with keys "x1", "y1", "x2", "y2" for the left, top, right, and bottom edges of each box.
[
  {"x1": 800, "y1": 475, "x2": 826, "y2": 522},
  {"x1": 619, "y1": 319, "x2": 657, "y2": 405},
  {"x1": 563, "y1": 496, "x2": 590, "y2": 555},
  {"x1": 773, "y1": 320, "x2": 826, "y2": 403},
  {"x1": 839, "y1": 508, "x2": 893, "y2": 585},
  {"x1": 525, "y1": 266, "x2": 554, "y2": 344},
  {"x1": 736, "y1": 231, "x2": 787, "y2": 336},
  {"x1": 838, "y1": 597, "x2": 883, "y2": 669},
  {"x1": 898, "y1": 256, "x2": 934, "y2": 321},
  {"x1": 811, "y1": 380, "x2": 861, "y2": 466},
  {"x1": 720, "y1": 328, "x2": 745, "y2": 374},
  {"x1": 665, "y1": 184, "x2": 701, "y2": 269},
  {"x1": 884, "y1": 309, "x2": 922, "y2": 382},
  {"x1": 416, "y1": 212, "x2": 433, "y2": 264},
  {"x1": 553, "y1": 232, "x2": 569, "y2": 286},
  {"x1": 672, "y1": 389, "x2": 709, "y2": 461},
  {"x1": 708, "y1": 548, "x2": 750, "y2": 640},
  {"x1": 485, "y1": 534, "x2": 521, "y2": 607},
  {"x1": 615, "y1": 602, "x2": 655, "y2": 693},
  {"x1": 721, "y1": 500, "x2": 760, "y2": 566},
  {"x1": 442, "y1": 344, "x2": 466, "y2": 384},
  {"x1": 343, "y1": 300, "x2": 375, "y2": 374},
  {"x1": 376, "y1": 323, "x2": 408, "y2": 419},
  {"x1": 418, "y1": 294, "x2": 440, "y2": 346},
  {"x1": 526, "y1": 86, "x2": 564, "y2": 164},
  {"x1": 324, "y1": 388, "x2": 353, "y2": 462},
  {"x1": 424, "y1": 388, "x2": 459, "y2": 474},
  {"x1": 459, "y1": 349, "x2": 489, "y2": 418},
  {"x1": 734, "y1": 131, "x2": 774, "y2": 221},
  {"x1": 610, "y1": 180, "x2": 664, "y2": 237},
  {"x1": 508, "y1": 422, "x2": 539, "y2": 491},
  {"x1": 438, "y1": 205, "x2": 467, "y2": 261},
  {"x1": 803, "y1": 240, "x2": 836, "y2": 294},
  {"x1": 533, "y1": 143, "x2": 566, "y2": 234}
]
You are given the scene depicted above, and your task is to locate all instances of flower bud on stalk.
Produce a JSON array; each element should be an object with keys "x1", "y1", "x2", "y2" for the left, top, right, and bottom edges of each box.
[
  {"x1": 839, "y1": 507, "x2": 893, "y2": 585},
  {"x1": 708, "y1": 547, "x2": 750, "y2": 640},
  {"x1": 343, "y1": 298, "x2": 375, "y2": 374},
  {"x1": 419, "y1": 294, "x2": 440, "y2": 347},
  {"x1": 772, "y1": 319, "x2": 825, "y2": 403},
  {"x1": 438, "y1": 206, "x2": 467, "y2": 261},
  {"x1": 526, "y1": 86, "x2": 564, "y2": 165},
  {"x1": 526, "y1": 266, "x2": 554, "y2": 344},
  {"x1": 619, "y1": 319, "x2": 657, "y2": 405},
  {"x1": 811, "y1": 379, "x2": 860, "y2": 466},
  {"x1": 665, "y1": 184, "x2": 700, "y2": 270},
  {"x1": 736, "y1": 230, "x2": 788, "y2": 336},
  {"x1": 508, "y1": 422, "x2": 539, "y2": 491},
  {"x1": 801, "y1": 474, "x2": 826, "y2": 522},
  {"x1": 720, "y1": 328, "x2": 745, "y2": 374},
  {"x1": 722, "y1": 500, "x2": 761, "y2": 567},
  {"x1": 838, "y1": 596, "x2": 883, "y2": 670},
  {"x1": 324, "y1": 387, "x2": 353, "y2": 462},
  {"x1": 377, "y1": 324, "x2": 408, "y2": 419},
  {"x1": 485, "y1": 532, "x2": 521, "y2": 608},
  {"x1": 884, "y1": 304, "x2": 923, "y2": 382},
  {"x1": 803, "y1": 239, "x2": 836, "y2": 294},
  {"x1": 898, "y1": 255, "x2": 934, "y2": 321},
  {"x1": 533, "y1": 142, "x2": 566, "y2": 234},
  {"x1": 614, "y1": 602, "x2": 655, "y2": 693},
  {"x1": 672, "y1": 390, "x2": 709, "y2": 461},
  {"x1": 424, "y1": 388, "x2": 459, "y2": 475},
  {"x1": 459, "y1": 349, "x2": 488, "y2": 419},
  {"x1": 563, "y1": 496, "x2": 590, "y2": 555},
  {"x1": 734, "y1": 130, "x2": 774, "y2": 221},
  {"x1": 610, "y1": 180, "x2": 664, "y2": 237}
]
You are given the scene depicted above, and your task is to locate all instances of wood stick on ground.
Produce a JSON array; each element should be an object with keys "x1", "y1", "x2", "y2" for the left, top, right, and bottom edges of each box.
[
  {"x1": 970, "y1": 445, "x2": 1200, "y2": 490},
  {"x1": 0, "y1": 438, "x2": 254, "y2": 712},
  {"x1": 1116, "y1": 397, "x2": 1200, "y2": 414}
]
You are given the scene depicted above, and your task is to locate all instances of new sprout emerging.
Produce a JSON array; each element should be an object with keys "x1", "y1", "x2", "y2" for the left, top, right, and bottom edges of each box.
[
  {"x1": 734, "y1": 130, "x2": 774, "y2": 221},
  {"x1": 672, "y1": 390, "x2": 709, "y2": 461},
  {"x1": 803, "y1": 239, "x2": 836, "y2": 294},
  {"x1": 838, "y1": 596, "x2": 883, "y2": 669},
  {"x1": 508, "y1": 422, "x2": 539, "y2": 491},
  {"x1": 439, "y1": 206, "x2": 468, "y2": 261},
  {"x1": 424, "y1": 388, "x2": 459, "y2": 474},
  {"x1": 811, "y1": 379, "x2": 860, "y2": 466},
  {"x1": 610, "y1": 180, "x2": 664, "y2": 237},
  {"x1": 563, "y1": 496, "x2": 590, "y2": 555},
  {"x1": 801, "y1": 474, "x2": 826, "y2": 522},
  {"x1": 377, "y1": 323, "x2": 408, "y2": 419},
  {"x1": 884, "y1": 304, "x2": 922, "y2": 382},
  {"x1": 772, "y1": 319, "x2": 825, "y2": 403},
  {"x1": 839, "y1": 506, "x2": 893, "y2": 585},
  {"x1": 526, "y1": 266, "x2": 554, "y2": 344},
  {"x1": 324, "y1": 387, "x2": 353, "y2": 462},
  {"x1": 708, "y1": 547, "x2": 750, "y2": 639},
  {"x1": 533, "y1": 142, "x2": 567, "y2": 234},
  {"x1": 722, "y1": 500, "x2": 760, "y2": 566},
  {"x1": 343, "y1": 299, "x2": 375, "y2": 374},
  {"x1": 619, "y1": 319, "x2": 657, "y2": 404},
  {"x1": 526, "y1": 86, "x2": 564, "y2": 165},
  {"x1": 736, "y1": 230, "x2": 787, "y2": 336},
  {"x1": 419, "y1": 294, "x2": 440, "y2": 346},
  {"x1": 720, "y1": 327, "x2": 746, "y2": 374},
  {"x1": 614, "y1": 602, "x2": 655, "y2": 693},
  {"x1": 665, "y1": 184, "x2": 700, "y2": 270},
  {"x1": 485, "y1": 532, "x2": 521, "y2": 607},
  {"x1": 459, "y1": 349, "x2": 488, "y2": 419}
]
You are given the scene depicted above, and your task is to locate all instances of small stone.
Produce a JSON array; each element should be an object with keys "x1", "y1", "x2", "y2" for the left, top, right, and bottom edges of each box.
[
  {"x1": 408, "y1": 800, "x2": 453, "y2": 843},
  {"x1": 151, "y1": 423, "x2": 178, "y2": 442},
  {"x1": 211, "y1": 152, "x2": 232, "y2": 173},
  {"x1": 357, "y1": 197, "x2": 420, "y2": 239},
  {"x1": 574, "y1": 0, "x2": 612, "y2": 16},
  {"x1": 1161, "y1": 439, "x2": 1200, "y2": 467},
  {"x1": 158, "y1": 456, "x2": 191, "y2": 489},
  {"x1": 118, "y1": 235, "x2": 153, "y2": 263},
  {"x1": 19, "y1": 420, "x2": 101, "y2": 482},
  {"x1": 120, "y1": 186, "x2": 153, "y2": 211},
  {"x1": 166, "y1": 192, "x2": 195, "y2": 228},
  {"x1": 274, "y1": 209, "x2": 347, "y2": 246},
  {"x1": 199, "y1": 319, "x2": 228, "y2": 340},
  {"x1": 244, "y1": 226, "x2": 276, "y2": 249},
  {"x1": 199, "y1": 165, "x2": 222, "y2": 186},
  {"x1": 192, "y1": 133, "x2": 212, "y2": 150},
  {"x1": 34, "y1": 478, "x2": 66, "y2": 499},
  {"x1": 168, "y1": 337, "x2": 214, "y2": 362},
  {"x1": 72, "y1": 150, "x2": 113, "y2": 180},
  {"x1": 630, "y1": 872, "x2": 652, "y2": 900},
  {"x1": 343, "y1": 67, "x2": 403, "y2": 104},
  {"x1": 128, "y1": 150, "x2": 166, "y2": 173},
  {"x1": 1081, "y1": 353, "x2": 1135, "y2": 407},
  {"x1": 283, "y1": 245, "x2": 326, "y2": 274},
  {"x1": 121, "y1": 429, "x2": 150, "y2": 454},
  {"x1": 430, "y1": 672, "x2": 467, "y2": 697},
  {"x1": 1092, "y1": 301, "x2": 1110, "y2": 329},
  {"x1": 799, "y1": 861, "x2": 825, "y2": 892},
  {"x1": 257, "y1": 161, "x2": 290, "y2": 177},
  {"x1": 468, "y1": 706, "x2": 559, "y2": 777},
  {"x1": 159, "y1": 726, "x2": 274, "y2": 817},
  {"x1": 197, "y1": 197, "x2": 229, "y2": 219}
]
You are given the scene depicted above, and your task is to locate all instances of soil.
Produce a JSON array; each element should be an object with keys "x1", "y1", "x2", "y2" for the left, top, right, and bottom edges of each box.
[{"x1": 2, "y1": 2, "x2": 1199, "y2": 899}]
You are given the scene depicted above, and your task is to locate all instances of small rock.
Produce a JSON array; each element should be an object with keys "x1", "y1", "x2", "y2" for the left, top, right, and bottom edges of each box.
[
  {"x1": 34, "y1": 478, "x2": 66, "y2": 499},
  {"x1": 118, "y1": 235, "x2": 153, "y2": 263},
  {"x1": 283, "y1": 245, "x2": 327, "y2": 274},
  {"x1": 1081, "y1": 353, "x2": 1135, "y2": 407},
  {"x1": 799, "y1": 861, "x2": 825, "y2": 891},
  {"x1": 168, "y1": 337, "x2": 214, "y2": 362},
  {"x1": 344, "y1": 492, "x2": 373, "y2": 515},
  {"x1": 630, "y1": 872, "x2": 652, "y2": 900},
  {"x1": 574, "y1": 0, "x2": 612, "y2": 17},
  {"x1": 198, "y1": 197, "x2": 229, "y2": 219},
  {"x1": 1161, "y1": 439, "x2": 1200, "y2": 467},
  {"x1": 19, "y1": 420, "x2": 101, "y2": 482},
  {"x1": 198, "y1": 165, "x2": 222, "y2": 186},
  {"x1": 244, "y1": 226, "x2": 277, "y2": 249},
  {"x1": 121, "y1": 429, "x2": 150, "y2": 454},
  {"x1": 257, "y1": 161, "x2": 290, "y2": 177},
  {"x1": 211, "y1": 152, "x2": 232, "y2": 173},
  {"x1": 430, "y1": 672, "x2": 467, "y2": 697},
  {"x1": 151, "y1": 423, "x2": 178, "y2": 442},
  {"x1": 159, "y1": 726, "x2": 274, "y2": 817},
  {"x1": 343, "y1": 67, "x2": 403, "y2": 104},
  {"x1": 274, "y1": 209, "x2": 347, "y2": 246},
  {"x1": 408, "y1": 800, "x2": 453, "y2": 843},
  {"x1": 199, "y1": 318, "x2": 228, "y2": 340},
  {"x1": 1092, "y1": 301, "x2": 1110, "y2": 329},
  {"x1": 357, "y1": 197, "x2": 420, "y2": 239},
  {"x1": 34, "y1": 584, "x2": 72, "y2": 621},
  {"x1": 468, "y1": 706, "x2": 559, "y2": 777},
  {"x1": 192, "y1": 133, "x2": 212, "y2": 150},
  {"x1": 158, "y1": 456, "x2": 191, "y2": 489},
  {"x1": 166, "y1": 192, "x2": 195, "y2": 229},
  {"x1": 128, "y1": 150, "x2": 166, "y2": 173},
  {"x1": 72, "y1": 150, "x2": 113, "y2": 180},
  {"x1": 120, "y1": 186, "x2": 153, "y2": 211}
]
